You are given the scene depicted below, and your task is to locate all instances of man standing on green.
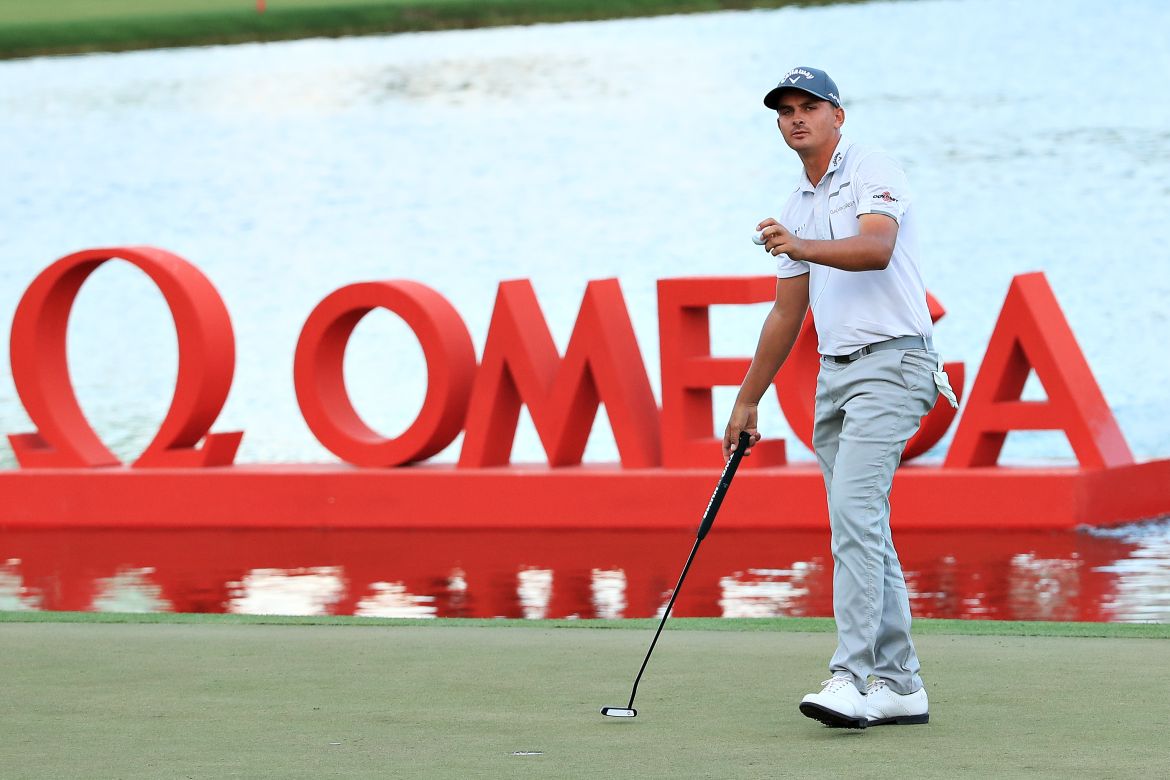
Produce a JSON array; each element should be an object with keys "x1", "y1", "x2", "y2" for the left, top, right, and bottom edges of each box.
[{"x1": 723, "y1": 67, "x2": 955, "y2": 729}]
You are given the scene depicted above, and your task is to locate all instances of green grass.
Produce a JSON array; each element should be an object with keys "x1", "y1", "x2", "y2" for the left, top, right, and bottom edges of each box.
[
  {"x1": 3, "y1": 609, "x2": 1169, "y2": 638},
  {"x1": 0, "y1": 0, "x2": 873, "y2": 59},
  {"x1": 3, "y1": 616, "x2": 1167, "y2": 778}
]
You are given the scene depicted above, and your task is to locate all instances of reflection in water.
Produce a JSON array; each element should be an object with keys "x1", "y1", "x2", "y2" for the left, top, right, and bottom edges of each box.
[
  {"x1": 227, "y1": 566, "x2": 345, "y2": 616},
  {"x1": 719, "y1": 563, "x2": 819, "y2": 618},
  {"x1": 517, "y1": 568, "x2": 554, "y2": 620},
  {"x1": 591, "y1": 569, "x2": 627, "y2": 620},
  {"x1": 92, "y1": 567, "x2": 172, "y2": 613},
  {"x1": 445, "y1": 568, "x2": 470, "y2": 617},
  {"x1": 1008, "y1": 554, "x2": 1081, "y2": 622},
  {"x1": 0, "y1": 558, "x2": 42, "y2": 611},
  {"x1": 355, "y1": 581, "x2": 437, "y2": 619},
  {"x1": 1, "y1": 522, "x2": 1167, "y2": 622}
]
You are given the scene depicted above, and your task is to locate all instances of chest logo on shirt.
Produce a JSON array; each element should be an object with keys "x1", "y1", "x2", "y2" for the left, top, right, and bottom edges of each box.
[
  {"x1": 873, "y1": 191, "x2": 898, "y2": 203},
  {"x1": 830, "y1": 200, "x2": 856, "y2": 216}
]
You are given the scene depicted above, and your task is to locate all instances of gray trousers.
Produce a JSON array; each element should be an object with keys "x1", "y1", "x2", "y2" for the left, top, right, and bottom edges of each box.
[{"x1": 812, "y1": 347, "x2": 939, "y2": 695}]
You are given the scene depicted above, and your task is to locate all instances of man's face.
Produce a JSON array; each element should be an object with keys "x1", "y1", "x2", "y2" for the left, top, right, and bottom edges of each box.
[{"x1": 774, "y1": 91, "x2": 844, "y2": 153}]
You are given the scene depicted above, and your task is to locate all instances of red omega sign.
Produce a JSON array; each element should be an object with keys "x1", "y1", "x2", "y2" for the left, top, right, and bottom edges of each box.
[{"x1": 3, "y1": 246, "x2": 1167, "y2": 531}]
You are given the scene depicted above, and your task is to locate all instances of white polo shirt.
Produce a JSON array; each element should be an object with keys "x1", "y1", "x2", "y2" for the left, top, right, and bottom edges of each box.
[{"x1": 775, "y1": 136, "x2": 933, "y2": 356}]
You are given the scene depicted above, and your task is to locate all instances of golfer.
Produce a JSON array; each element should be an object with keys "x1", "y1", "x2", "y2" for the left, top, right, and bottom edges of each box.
[{"x1": 723, "y1": 67, "x2": 955, "y2": 729}]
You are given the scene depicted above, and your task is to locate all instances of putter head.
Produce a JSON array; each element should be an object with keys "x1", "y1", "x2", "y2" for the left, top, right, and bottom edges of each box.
[{"x1": 600, "y1": 706, "x2": 637, "y2": 718}]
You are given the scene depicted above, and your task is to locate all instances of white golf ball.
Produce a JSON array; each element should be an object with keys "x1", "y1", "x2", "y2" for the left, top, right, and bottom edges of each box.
[{"x1": 752, "y1": 231, "x2": 766, "y2": 246}]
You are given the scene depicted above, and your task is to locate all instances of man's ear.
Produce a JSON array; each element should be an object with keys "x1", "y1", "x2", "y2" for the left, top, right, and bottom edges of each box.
[{"x1": 834, "y1": 107, "x2": 845, "y2": 128}]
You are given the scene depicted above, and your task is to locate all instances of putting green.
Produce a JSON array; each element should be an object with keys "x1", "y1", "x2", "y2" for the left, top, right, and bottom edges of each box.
[{"x1": 2, "y1": 616, "x2": 1165, "y2": 778}]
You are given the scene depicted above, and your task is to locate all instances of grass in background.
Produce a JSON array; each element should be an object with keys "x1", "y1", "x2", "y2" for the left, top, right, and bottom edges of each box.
[{"x1": 0, "y1": 0, "x2": 872, "y2": 59}]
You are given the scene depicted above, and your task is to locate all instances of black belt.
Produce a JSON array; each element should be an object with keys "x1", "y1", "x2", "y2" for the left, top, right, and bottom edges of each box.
[{"x1": 825, "y1": 335, "x2": 932, "y2": 364}]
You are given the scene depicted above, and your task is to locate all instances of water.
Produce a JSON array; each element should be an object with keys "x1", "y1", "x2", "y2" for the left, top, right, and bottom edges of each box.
[
  {"x1": 2, "y1": 0, "x2": 1168, "y2": 467},
  {"x1": 2, "y1": 0, "x2": 1169, "y2": 619},
  {"x1": 3, "y1": 522, "x2": 1168, "y2": 621}
]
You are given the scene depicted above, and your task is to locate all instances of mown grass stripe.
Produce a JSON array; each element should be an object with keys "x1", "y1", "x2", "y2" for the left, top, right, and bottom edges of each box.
[
  {"x1": 0, "y1": 0, "x2": 876, "y2": 60},
  {"x1": 3, "y1": 610, "x2": 1166, "y2": 638}
]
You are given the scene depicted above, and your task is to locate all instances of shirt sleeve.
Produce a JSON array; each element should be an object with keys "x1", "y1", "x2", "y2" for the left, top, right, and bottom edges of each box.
[
  {"x1": 776, "y1": 255, "x2": 810, "y2": 278},
  {"x1": 773, "y1": 188, "x2": 810, "y2": 278},
  {"x1": 854, "y1": 151, "x2": 910, "y2": 223}
]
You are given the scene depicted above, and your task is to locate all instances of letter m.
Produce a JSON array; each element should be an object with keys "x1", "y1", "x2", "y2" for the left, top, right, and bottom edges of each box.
[{"x1": 458, "y1": 279, "x2": 661, "y2": 468}]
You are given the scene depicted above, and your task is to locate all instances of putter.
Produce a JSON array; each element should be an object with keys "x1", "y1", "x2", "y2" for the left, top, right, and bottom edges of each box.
[{"x1": 601, "y1": 430, "x2": 751, "y2": 718}]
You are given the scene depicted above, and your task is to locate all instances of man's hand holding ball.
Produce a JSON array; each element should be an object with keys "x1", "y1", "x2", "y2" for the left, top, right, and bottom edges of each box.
[{"x1": 753, "y1": 219, "x2": 807, "y2": 260}]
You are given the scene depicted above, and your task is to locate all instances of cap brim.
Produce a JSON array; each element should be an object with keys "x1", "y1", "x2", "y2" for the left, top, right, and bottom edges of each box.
[{"x1": 763, "y1": 86, "x2": 838, "y2": 110}]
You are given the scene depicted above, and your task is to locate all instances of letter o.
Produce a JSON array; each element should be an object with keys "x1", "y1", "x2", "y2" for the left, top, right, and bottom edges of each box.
[
  {"x1": 7, "y1": 246, "x2": 241, "y2": 468},
  {"x1": 294, "y1": 281, "x2": 476, "y2": 467}
]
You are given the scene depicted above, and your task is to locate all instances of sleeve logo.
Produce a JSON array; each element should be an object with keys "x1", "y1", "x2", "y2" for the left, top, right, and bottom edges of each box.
[{"x1": 873, "y1": 191, "x2": 898, "y2": 203}]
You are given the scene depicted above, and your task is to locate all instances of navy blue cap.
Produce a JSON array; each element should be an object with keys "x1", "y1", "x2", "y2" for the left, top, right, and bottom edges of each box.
[{"x1": 763, "y1": 67, "x2": 841, "y2": 109}]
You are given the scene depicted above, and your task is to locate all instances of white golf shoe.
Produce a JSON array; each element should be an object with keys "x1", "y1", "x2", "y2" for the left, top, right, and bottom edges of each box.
[
  {"x1": 865, "y1": 679, "x2": 930, "y2": 725},
  {"x1": 799, "y1": 675, "x2": 868, "y2": 729}
]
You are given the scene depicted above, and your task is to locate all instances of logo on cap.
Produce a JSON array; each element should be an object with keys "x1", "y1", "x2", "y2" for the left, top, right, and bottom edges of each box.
[{"x1": 764, "y1": 67, "x2": 840, "y2": 110}]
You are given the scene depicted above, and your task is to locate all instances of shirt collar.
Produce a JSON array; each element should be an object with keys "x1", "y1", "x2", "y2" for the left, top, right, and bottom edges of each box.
[{"x1": 799, "y1": 135, "x2": 852, "y2": 192}]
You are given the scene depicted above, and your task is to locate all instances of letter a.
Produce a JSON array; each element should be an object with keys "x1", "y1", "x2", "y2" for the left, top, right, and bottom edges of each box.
[{"x1": 944, "y1": 272, "x2": 1132, "y2": 468}]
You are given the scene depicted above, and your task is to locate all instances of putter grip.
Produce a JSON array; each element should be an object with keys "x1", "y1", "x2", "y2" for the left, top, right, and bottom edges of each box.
[{"x1": 696, "y1": 431, "x2": 751, "y2": 541}]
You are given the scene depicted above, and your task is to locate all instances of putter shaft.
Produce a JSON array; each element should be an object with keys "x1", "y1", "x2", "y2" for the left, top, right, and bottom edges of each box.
[{"x1": 602, "y1": 431, "x2": 750, "y2": 717}]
